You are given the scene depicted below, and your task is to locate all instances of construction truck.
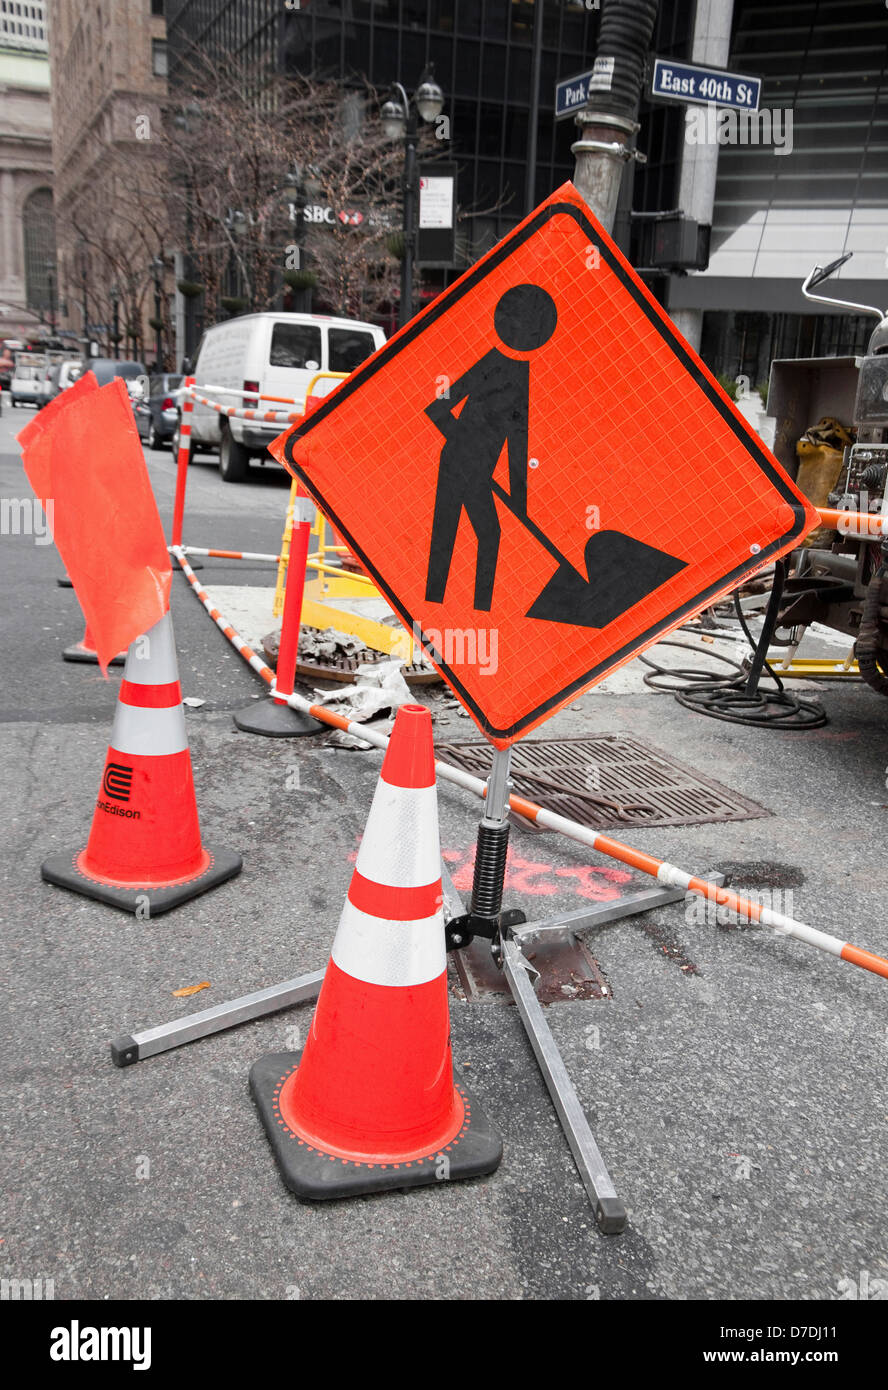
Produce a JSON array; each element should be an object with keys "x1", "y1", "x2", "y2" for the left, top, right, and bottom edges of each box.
[{"x1": 766, "y1": 254, "x2": 888, "y2": 695}]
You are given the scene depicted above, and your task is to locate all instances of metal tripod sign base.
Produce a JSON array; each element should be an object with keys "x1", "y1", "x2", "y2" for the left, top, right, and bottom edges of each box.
[{"x1": 109, "y1": 743, "x2": 723, "y2": 1236}]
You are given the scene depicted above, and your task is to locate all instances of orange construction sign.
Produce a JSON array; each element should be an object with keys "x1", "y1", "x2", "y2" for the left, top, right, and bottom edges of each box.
[{"x1": 271, "y1": 181, "x2": 818, "y2": 747}]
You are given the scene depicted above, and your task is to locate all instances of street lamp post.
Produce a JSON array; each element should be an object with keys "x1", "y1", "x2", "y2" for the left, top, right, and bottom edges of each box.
[
  {"x1": 110, "y1": 283, "x2": 120, "y2": 360},
  {"x1": 77, "y1": 238, "x2": 89, "y2": 353},
  {"x1": 281, "y1": 165, "x2": 310, "y2": 311},
  {"x1": 152, "y1": 256, "x2": 164, "y2": 368},
  {"x1": 46, "y1": 265, "x2": 57, "y2": 336},
  {"x1": 381, "y1": 69, "x2": 445, "y2": 328}
]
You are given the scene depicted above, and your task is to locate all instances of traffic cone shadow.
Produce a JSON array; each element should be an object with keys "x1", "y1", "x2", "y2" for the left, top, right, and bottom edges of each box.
[
  {"x1": 43, "y1": 609, "x2": 241, "y2": 914},
  {"x1": 250, "y1": 702, "x2": 502, "y2": 1198}
]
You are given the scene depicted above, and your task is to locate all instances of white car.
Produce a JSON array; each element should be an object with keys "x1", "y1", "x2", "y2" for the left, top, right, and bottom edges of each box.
[
  {"x1": 10, "y1": 352, "x2": 48, "y2": 407},
  {"x1": 181, "y1": 311, "x2": 386, "y2": 482}
]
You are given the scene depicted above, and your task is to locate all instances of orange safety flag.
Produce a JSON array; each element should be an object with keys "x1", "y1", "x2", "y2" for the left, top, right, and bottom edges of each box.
[{"x1": 19, "y1": 372, "x2": 171, "y2": 673}]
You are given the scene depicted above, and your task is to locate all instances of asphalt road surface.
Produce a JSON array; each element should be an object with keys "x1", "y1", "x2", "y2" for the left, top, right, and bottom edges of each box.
[{"x1": 2, "y1": 401, "x2": 886, "y2": 1303}]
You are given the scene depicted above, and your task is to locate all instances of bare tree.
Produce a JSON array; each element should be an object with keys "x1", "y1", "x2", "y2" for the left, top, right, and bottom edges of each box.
[{"x1": 162, "y1": 54, "x2": 447, "y2": 323}]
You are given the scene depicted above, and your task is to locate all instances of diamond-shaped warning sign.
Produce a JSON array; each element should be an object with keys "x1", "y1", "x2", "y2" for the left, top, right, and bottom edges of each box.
[{"x1": 272, "y1": 182, "x2": 818, "y2": 747}]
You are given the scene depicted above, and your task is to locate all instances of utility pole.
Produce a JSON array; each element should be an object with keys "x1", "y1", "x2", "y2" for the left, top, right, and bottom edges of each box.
[{"x1": 572, "y1": 0, "x2": 660, "y2": 235}]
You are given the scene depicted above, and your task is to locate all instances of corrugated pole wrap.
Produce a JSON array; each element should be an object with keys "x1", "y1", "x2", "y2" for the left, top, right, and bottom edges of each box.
[{"x1": 571, "y1": 0, "x2": 660, "y2": 232}]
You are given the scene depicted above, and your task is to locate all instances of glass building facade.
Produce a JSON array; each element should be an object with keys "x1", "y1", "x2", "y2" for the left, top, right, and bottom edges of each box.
[
  {"x1": 165, "y1": 0, "x2": 692, "y2": 262},
  {"x1": 165, "y1": 0, "x2": 886, "y2": 381}
]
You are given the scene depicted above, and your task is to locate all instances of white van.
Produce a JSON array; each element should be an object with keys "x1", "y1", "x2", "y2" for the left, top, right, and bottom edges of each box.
[
  {"x1": 10, "y1": 351, "x2": 48, "y2": 408},
  {"x1": 184, "y1": 311, "x2": 386, "y2": 482}
]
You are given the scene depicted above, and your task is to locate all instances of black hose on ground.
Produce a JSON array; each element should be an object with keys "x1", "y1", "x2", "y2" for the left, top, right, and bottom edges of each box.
[{"x1": 640, "y1": 562, "x2": 827, "y2": 728}]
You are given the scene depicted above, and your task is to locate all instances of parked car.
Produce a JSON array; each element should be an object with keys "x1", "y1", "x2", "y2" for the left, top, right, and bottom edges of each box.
[
  {"x1": 10, "y1": 352, "x2": 48, "y2": 407},
  {"x1": 45, "y1": 357, "x2": 84, "y2": 403},
  {"x1": 183, "y1": 311, "x2": 386, "y2": 482},
  {"x1": 133, "y1": 373, "x2": 183, "y2": 449},
  {"x1": 87, "y1": 358, "x2": 148, "y2": 390}
]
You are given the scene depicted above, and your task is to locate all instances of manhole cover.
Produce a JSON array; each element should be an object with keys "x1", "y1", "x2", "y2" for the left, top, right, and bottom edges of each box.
[
  {"x1": 263, "y1": 627, "x2": 441, "y2": 685},
  {"x1": 436, "y1": 735, "x2": 768, "y2": 831}
]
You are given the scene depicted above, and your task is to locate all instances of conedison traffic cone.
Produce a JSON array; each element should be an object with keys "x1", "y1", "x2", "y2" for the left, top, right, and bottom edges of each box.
[
  {"x1": 42, "y1": 609, "x2": 241, "y2": 914},
  {"x1": 250, "y1": 703, "x2": 502, "y2": 1199}
]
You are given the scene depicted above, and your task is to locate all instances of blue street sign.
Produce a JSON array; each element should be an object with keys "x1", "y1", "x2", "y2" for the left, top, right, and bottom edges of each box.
[
  {"x1": 650, "y1": 57, "x2": 761, "y2": 112},
  {"x1": 555, "y1": 62, "x2": 613, "y2": 121}
]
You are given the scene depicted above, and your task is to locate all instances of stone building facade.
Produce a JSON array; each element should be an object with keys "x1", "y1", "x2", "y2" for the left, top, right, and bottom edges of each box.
[
  {"x1": 47, "y1": 0, "x2": 168, "y2": 361},
  {"x1": 0, "y1": 1, "x2": 54, "y2": 340}
]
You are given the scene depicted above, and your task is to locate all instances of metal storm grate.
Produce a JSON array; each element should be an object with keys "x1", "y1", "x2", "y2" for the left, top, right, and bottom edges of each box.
[
  {"x1": 436, "y1": 735, "x2": 769, "y2": 831},
  {"x1": 262, "y1": 627, "x2": 440, "y2": 685}
]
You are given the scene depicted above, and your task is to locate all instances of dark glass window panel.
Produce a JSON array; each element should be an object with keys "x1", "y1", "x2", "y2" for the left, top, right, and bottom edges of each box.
[
  {"x1": 456, "y1": 0, "x2": 480, "y2": 35},
  {"x1": 401, "y1": 31, "x2": 427, "y2": 77},
  {"x1": 269, "y1": 324, "x2": 323, "y2": 368},
  {"x1": 481, "y1": 43, "x2": 506, "y2": 102},
  {"x1": 329, "y1": 327, "x2": 378, "y2": 371},
  {"x1": 503, "y1": 108, "x2": 529, "y2": 159},
  {"x1": 451, "y1": 45, "x2": 480, "y2": 97},
  {"x1": 510, "y1": 0, "x2": 535, "y2": 44},
  {"x1": 507, "y1": 45, "x2": 531, "y2": 101}
]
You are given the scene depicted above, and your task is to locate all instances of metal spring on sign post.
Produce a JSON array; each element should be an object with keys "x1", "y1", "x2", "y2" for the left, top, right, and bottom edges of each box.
[{"x1": 469, "y1": 820, "x2": 510, "y2": 923}]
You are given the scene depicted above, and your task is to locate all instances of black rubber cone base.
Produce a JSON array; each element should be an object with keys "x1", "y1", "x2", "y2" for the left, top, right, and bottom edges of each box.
[
  {"x1": 234, "y1": 699, "x2": 322, "y2": 738},
  {"x1": 41, "y1": 844, "x2": 242, "y2": 916},
  {"x1": 250, "y1": 1051, "x2": 503, "y2": 1201},
  {"x1": 62, "y1": 643, "x2": 125, "y2": 665},
  {"x1": 57, "y1": 576, "x2": 73, "y2": 587}
]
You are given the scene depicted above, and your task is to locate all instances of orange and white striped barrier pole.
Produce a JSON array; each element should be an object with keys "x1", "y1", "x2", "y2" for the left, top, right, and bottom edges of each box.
[
  {"x1": 184, "y1": 388, "x2": 302, "y2": 425},
  {"x1": 197, "y1": 383, "x2": 301, "y2": 406},
  {"x1": 815, "y1": 507, "x2": 888, "y2": 538},
  {"x1": 176, "y1": 547, "x2": 282, "y2": 563},
  {"x1": 172, "y1": 548, "x2": 276, "y2": 683},
  {"x1": 171, "y1": 548, "x2": 888, "y2": 980},
  {"x1": 171, "y1": 375, "x2": 195, "y2": 549}
]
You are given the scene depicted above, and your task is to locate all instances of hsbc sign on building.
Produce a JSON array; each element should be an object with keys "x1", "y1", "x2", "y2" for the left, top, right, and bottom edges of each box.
[{"x1": 288, "y1": 203, "x2": 380, "y2": 228}]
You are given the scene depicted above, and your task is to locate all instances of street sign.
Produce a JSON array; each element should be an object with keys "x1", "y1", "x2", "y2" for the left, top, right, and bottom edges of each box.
[
  {"x1": 650, "y1": 57, "x2": 761, "y2": 112},
  {"x1": 271, "y1": 182, "x2": 816, "y2": 747},
  {"x1": 555, "y1": 58, "x2": 616, "y2": 120},
  {"x1": 417, "y1": 162, "x2": 456, "y2": 268}
]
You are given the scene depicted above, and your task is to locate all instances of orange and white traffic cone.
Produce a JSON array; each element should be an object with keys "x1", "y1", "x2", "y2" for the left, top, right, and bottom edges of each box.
[
  {"x1": 43, "y1": 609, "x2": 242, "y2": 914},
  {"x1": 63, "y1": 620, "x2": 125, "y2": 666},
  {"x1": 250, "y1": 702, "x2": 502, "y2": 1198}
]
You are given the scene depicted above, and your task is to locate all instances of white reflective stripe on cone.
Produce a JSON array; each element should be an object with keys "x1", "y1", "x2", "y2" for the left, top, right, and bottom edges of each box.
[
  {"x1": 331, "y1": 898, "x2": 446, "y2": 988},
  {"x1": 123, "y1": 610, "x2": 180, "y2": 686},
  {"x1": 355, "y1": 782, "x2": 440, "y2": 888},
  {"x1": 109, "y1": 702, "x2": 188, "y2": 757}
]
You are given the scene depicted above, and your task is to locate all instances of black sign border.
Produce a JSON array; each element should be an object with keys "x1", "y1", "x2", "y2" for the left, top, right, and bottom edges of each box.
[{"x1": 283, "y1": 197, "x2": 811, "y2": 743}]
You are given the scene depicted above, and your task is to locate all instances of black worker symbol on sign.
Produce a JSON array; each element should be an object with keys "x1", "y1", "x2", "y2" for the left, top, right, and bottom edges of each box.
[{"x1": 423, "y1": 283, "x2": 687, "y2": 628}]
